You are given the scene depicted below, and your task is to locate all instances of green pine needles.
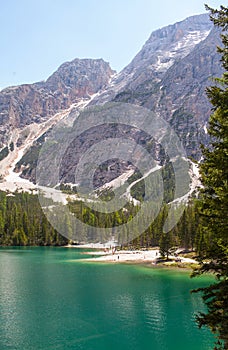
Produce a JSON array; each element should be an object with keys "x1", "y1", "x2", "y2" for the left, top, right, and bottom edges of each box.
[{"x1": 192, "y1": 5, "x2": 228, "y2": 350}]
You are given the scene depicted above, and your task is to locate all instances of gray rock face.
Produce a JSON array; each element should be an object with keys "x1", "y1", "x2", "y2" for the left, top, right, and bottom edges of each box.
[
  {"x1": 45, "y1": 58, "x2": 115, "y2": 97},
  {"x1": 0, "y1": 58, "x2": 115, "y2": 147},
  {"x1": 0, "y1": 13, "x2": 224, "y2": 187},
  {"x1": 154, "y1": 27, "x2": 223, "y2": 158},
  {"x1": 91, "y1": 14, "x2": 213, "y2": 103},
  {"x1": 90, "y1": 14, "x2": 222, "y2": 160}
]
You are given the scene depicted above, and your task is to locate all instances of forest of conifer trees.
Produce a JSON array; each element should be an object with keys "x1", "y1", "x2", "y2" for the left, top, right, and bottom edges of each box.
[
  {"x1": 0, "y1": 191, "x2": 68, "y2": 246},
  {"x1": 0, "y1": 189, "x2": 201, "y2": 258}
]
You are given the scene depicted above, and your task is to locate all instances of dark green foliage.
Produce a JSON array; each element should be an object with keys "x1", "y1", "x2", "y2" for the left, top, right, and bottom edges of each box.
[
  {"x1": 158, "y1": 206, "x2": 173, "y2": 259},
  {"x1": 127, "y1": 169, "x2": 143, "y2": 184},
  {"x1": 159, "y1": 231, "x2": 174, "y2": 260},
  {"x1": 59, "y1": 183, "x2": 78, "y2": 194},
  {"x1": 14, "y1": 144, "x2": 41, "y2": 176},
  {"x1": 9, "y1": 142, "x2": 14, "y2": 152},
  {"x1": 0, "y1": 191, "x2": 68, "y2": 246},
  {"x1": 68, "y1": 199, "x2": 139, "y2": 229},
  {"x1": 67, "y1": 195, "x2": 199, "y2": 249},
  {"x1": 0, "y1": 146, "x2": 9, "y2": 161},
  {"x1": 130, "y1": 178, "x2": 145, "y2": 202},
  {"x1": 113, "y1": 81, "x2": 160, "y2": 104},
  {"x1": 192, "y1": 5, "x2": 228, "y2": 350},
  {"x1": 14, "y1": 131, "x2": 47, "y2": 178},
  {"x1": 129, "y1": 162, "x2": 175, "y2": 203},
  {"x1": 0, "y1": 190, "x2": 200, "y2": 255},
  {"x1": 194, "y1": 279, "x2": 228, "y2": 350}
]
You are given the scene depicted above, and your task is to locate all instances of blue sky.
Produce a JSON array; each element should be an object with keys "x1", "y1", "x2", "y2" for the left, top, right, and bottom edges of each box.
[{"x1": 0, "y1": 0, "x2": 223, "y2": 89}]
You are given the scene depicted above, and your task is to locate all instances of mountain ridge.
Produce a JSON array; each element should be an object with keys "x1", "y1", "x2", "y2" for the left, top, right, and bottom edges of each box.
[
  {"x1": 0, "y1": 13, "x2": 223, "y2": 196},
  {"x1": 0, "y1": 58, "x2": 114, "y2": 149}
]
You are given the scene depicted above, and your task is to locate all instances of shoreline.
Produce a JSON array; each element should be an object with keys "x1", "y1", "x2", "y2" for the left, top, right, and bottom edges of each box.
[
  {"x1": 65, "y1": 244, "x2": 199, "y2": 269},
  {"x1": 0, "y1": 245, "x2": 199, "y2": 270}
]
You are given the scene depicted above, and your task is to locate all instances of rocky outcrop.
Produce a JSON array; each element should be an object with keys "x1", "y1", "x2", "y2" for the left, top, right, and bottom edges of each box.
[
  {"x1": 91, "y1": 14, "x2": 213, "y2": 103},
  {"x1": 90, "y1": 14, "x2": 223, "y2": 159},
  {"x1": 0, "y1": 13, "x2": 224, "y2": 188},
  {"x1": 0, "y1": 58, "x2": 115, "y2": 148}
]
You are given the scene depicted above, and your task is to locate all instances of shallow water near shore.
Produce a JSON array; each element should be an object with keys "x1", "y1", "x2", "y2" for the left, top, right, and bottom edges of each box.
[{"x1": 0, "y1": 247, "x2": 215, "y2": 350}]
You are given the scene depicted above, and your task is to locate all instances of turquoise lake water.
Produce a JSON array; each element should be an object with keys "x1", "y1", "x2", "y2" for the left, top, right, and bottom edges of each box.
[{"x1": 0, "y1": 247, "x2": 215, "y2": 350}]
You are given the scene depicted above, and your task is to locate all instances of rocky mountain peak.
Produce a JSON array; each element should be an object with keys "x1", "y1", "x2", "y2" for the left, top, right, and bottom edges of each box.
[
  {"x1": 0, "y1": 58, "x2": 115, "y2": 148},
  {"x1": 90, "y1": 13, "x2": 213, "y2": 104},
  {"x1": 140, "y1": 13, "x2": 212, "y2": 74},
  {"x1": 0, "y1": 13, "x2": 224, "y2": 193},
  {"x1": 89, "y1": 14, "x2": 222, "y2": 160},
  {"x1": 45, "y1": 58, "x2": 115, "y2": 96}
]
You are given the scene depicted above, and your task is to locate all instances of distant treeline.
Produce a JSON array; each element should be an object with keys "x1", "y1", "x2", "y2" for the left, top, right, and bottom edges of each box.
[
  {"x1": 0, "y1": 190, "x2": 202, "y2": 256},
  {"x1": 68, "y1": 197, "x2": 200, "y2": 257},
  {"x1": 0, "y1": 191, "x2": 68, "y2": 246}
]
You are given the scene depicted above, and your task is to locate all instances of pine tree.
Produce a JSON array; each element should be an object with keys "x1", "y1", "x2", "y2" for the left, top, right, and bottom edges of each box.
[
  {"x1": 192, "y1": 5, "x2": 228, "y2": 350},
  {"x1": 159, "y1": 231, "x2": 173, "y2": 260},
  {"x1": 158, "y1": 205, "x2": 174, "y2": 259}
]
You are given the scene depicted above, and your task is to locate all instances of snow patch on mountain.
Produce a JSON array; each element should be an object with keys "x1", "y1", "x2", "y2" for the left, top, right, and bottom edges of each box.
[
  {"x1": 203, "y1": 123, "x2": 208, "y2": 134},
  {"x1": 0, "y1": 99, "x2": 91, "y2": 193},
  {"x1": 97, "y1": 169, "x2": 135, "y2": 192},
  {"x1": 152, "y1": 30, "x2": 210, "y2": 73},
  {"x1": 171, "y1": 160, "x2": 201, "y2": 205}
]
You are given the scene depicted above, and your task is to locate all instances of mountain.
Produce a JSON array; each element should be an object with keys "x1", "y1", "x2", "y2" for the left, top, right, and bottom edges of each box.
[
  {"x1": 92, "y1": 14, "x2": 213, "y2": 101},
  {"x1": 0, "y1": 13, "x2": 223, "y2": 196},
  {"x1": 90, "y1": 14, "x2": 222, "y2": 159},
  {"x1": 0, "y1": 59, "x2": 115, "y2": 148}
]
